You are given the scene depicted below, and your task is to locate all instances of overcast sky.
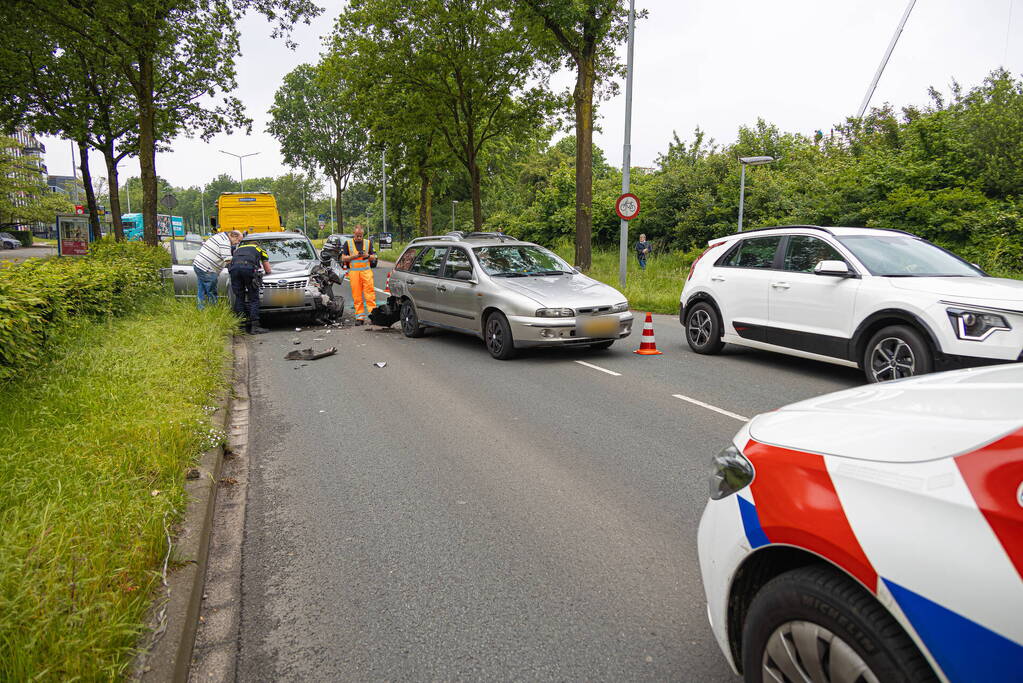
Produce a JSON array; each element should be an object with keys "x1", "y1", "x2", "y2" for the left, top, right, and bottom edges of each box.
[{"x1": 42, "y1": 0, "x2": 1021, "y2": 193}]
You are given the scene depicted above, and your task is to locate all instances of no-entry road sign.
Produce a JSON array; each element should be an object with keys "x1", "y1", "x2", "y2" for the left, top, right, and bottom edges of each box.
[{"x1": 615, "y1": 193, "x2": 640, "y2": 221}]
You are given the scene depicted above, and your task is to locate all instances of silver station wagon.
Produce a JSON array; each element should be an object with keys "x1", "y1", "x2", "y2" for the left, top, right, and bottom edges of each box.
[{"x1": 388, "y1": 232, "x2": 633, "y2": 359}]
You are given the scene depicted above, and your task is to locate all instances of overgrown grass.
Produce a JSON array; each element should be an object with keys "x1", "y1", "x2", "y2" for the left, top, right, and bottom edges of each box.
[
  {"x1": 0, "y1": 296, "x2": 236, "y2": 680},
  {"x1": 553, "y1": 241, "x2": 700, "y2": 314}
]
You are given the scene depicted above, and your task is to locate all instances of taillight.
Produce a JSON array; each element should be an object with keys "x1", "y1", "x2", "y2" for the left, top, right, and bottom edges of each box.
[{"x1": 688, "y1": 241, "x2": 724, "y2": 281}]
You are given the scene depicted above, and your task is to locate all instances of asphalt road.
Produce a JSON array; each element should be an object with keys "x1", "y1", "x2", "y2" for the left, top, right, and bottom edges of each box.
[
  {"x1": 237, "y1": 266, "x2": 862, "y2": 681},
  {"x1": 0, "y1": 244, "x2": 55, "y2": 262}
]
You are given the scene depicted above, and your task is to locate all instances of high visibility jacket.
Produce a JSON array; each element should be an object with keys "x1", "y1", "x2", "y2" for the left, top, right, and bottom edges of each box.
[
  {"x1": 346, "y1": 238, "x2": 373, "y2": 271},
  {"x1": 230, "y1": 244, "x2": 269, "y2": 269}
]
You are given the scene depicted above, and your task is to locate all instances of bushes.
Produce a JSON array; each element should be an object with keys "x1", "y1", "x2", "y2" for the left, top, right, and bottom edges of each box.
[
  {"x1": 0, "y1": 240, "x2": 170, "y2": 381},
  {"x1": 10, "y1": 230, "x2": 32, "y2": 247}
]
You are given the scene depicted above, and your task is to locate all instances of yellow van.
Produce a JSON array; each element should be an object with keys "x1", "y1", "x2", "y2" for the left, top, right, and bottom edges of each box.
[{"x1": 212, "y1": 192, "x2": 284, "y2": 233}]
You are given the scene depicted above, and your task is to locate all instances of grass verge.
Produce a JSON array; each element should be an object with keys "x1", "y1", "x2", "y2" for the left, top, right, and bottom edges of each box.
[{"x1": 0, "y1": 296, "x2": 236, "y2": 680}]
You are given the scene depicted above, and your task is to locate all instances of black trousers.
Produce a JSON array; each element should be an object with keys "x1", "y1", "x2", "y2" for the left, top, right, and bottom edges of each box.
[{"x1": 229, "y1": 267, "x2": 261, "y2": 327}]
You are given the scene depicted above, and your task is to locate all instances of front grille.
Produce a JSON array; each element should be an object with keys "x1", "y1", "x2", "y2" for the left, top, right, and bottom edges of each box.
[
  {"x1": 262, "y1": 278, "x2": 307, "y2": 290},
  {"x1": 575, "y1": 305, "x2": 613, "y2": 316}
]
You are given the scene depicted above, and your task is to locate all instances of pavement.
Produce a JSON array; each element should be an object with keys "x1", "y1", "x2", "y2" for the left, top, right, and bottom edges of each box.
[
  {"x1": 0, "y1": 244, "x2": 56, "y2": 262},
  {"x1": 206, "y1": 266, "x2": 863, "y2": 681}
]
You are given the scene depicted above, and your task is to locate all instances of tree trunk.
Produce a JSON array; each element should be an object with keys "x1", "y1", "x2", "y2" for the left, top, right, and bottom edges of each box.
[
  {"x1": 103, "y1": 145, "x2": 124, "y2": 241},
  {"x1": 77, "y1": 140, "x2": 102, "y2": 241},
  {"x1": 137, "y1": 55, "x2": 159, "y2": 246},
  {"x1": 335, "y1": 176, "x2": 344, "y2": 232},
  {"x1": 418, "y1": 170, "x2": 433, "y2": 236},
  {"x1": 573, "y1": 61, "x2": 595, "y2": 270}
]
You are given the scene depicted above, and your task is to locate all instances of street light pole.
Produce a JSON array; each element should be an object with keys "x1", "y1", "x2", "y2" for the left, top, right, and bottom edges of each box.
[
  {"x1": 200, "y1": 185, "x2": 206, "y2": 233},
  {"x1": 219, "y1": 150, "x2": 260, "y2": 191},
  {"x1": 737, "y1": 156, "x2": 776, "y2": 232},
  {"x1": 382, "y1": 147, "x2": 388, "y2": 234},
  {"x1": 452, "y1": 200, "x2": 458, "y2": 232},
  {"x1": 618, "y1": 0, "x2": 637, "y2": 290}
]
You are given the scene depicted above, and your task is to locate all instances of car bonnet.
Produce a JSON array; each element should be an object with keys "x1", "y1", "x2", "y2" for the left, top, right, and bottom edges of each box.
[
  {"x1": 495, "y1": 273, "x2": 625, "y2": 308},
  {"x1": 747, "y1": 364, "x2": 1023, "y2": 464}
]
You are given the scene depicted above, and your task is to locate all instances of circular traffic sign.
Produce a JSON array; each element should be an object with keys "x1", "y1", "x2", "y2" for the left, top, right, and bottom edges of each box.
[{"x1": 615, "y1": 193, "x2": 640, "y2": 221}]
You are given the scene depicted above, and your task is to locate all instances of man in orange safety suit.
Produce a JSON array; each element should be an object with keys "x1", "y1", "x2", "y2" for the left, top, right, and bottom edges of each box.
[{"x1": 341, "y1": 224, "x2": 378, "y2": 324}]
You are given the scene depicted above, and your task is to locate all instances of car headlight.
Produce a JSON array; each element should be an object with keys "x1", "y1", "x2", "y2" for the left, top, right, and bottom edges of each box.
[
  {"x1": 709, "y1": 444, "x2": 755, "y2": 500},
  {"x1": 946, "y1": 308, "x2": 1011, "y2": 341},
  {"x1": 612, "y1": 301, "x2": 629, "y2": 313},
  {"x1": 535, "y1": 308, "x2": 574, "y2": 317}
]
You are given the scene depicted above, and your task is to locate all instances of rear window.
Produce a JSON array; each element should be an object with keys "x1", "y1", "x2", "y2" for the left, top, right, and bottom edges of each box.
[{"x1": 395, "y1": 246, "x2": 423, "y2": 271}]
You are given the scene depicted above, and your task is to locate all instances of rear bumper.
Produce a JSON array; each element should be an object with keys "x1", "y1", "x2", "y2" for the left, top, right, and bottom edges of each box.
[{"x1": 507, "y1": 312, "x2": 634, "y2": 348}]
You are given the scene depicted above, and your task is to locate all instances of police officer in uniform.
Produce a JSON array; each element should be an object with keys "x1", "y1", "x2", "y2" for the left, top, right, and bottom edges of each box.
[{"x1": 228, "y1": 241, "x2": 272, "y2": 334}]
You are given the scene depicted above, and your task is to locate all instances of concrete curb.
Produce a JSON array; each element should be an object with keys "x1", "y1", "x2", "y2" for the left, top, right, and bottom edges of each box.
[{"x1": 133, "y1": 336, "x2": 238, "y2": 682}]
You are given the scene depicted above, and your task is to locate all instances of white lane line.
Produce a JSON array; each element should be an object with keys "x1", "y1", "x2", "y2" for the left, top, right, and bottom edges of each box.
[
  {"x1": 574, "y1": 360, "x2": 622, "y2": 376},
  {"x1": 672, "y1": 394, "x2": 748, "y2": 422},
  {"x1": 374, "y1": 287, "x2": 388, "y2": 294}
]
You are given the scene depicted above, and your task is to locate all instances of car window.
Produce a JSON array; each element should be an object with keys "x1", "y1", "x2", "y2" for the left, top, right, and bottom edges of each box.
[
  {"x1": 721, "y1": 236, "x2": 782, "y2": 269},
  {"x1": 836, "y1": 235, "x2": 982, "y2": 277},
  {"x1": 244, "y1": 238, "x2": 315, "y2": 263},
  {"x1": 395, "y1": 247, "x2": 422, "y2": 271},
  {"x1": 441, "y1": 248, "x2": 473, "y2": 278},
  {"x1": 783, "y1": 236, "x2": 845, "y2": 273},
  {"x1": 172, "y1": 240, "x2": 204, "y2": 266},
  {"x1": 473, "y1": 245, "x2": 572, "y2": 276},
  {"x1": 411, "y1": 246, "x2": 447, "y2": 276}
]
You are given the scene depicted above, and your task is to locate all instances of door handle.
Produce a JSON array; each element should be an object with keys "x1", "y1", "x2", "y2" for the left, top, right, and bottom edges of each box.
[
  {"x1": 173, "y1": 270, "x2": 187, "y2": 275},
  {"x1": 436, "y1": 285, "x2": 447, "y2": 292},
  {"x1": 710, "y1": 276, "x2": 725, "y2": 282},
  {"x1": 771, "y1": 282, "x2": 790, "y2": 289}
]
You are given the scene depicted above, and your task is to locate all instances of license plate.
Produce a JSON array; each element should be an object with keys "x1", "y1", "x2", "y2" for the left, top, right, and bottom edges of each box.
[
  {"x1": 577, "y1": 316, "x2": 619, "y2": 338},
  {"x1": 263, "y1": 289, "x2": 304, "y2": 307}
]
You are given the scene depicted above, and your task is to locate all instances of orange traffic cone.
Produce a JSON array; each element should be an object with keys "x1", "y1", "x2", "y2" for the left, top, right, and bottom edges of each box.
[
  {"x1": 634, "y1": 312, "x2": 663, "y2": 355},
  {"x1": 384, "y1": 270, "x2": 391, "y2": 293}
]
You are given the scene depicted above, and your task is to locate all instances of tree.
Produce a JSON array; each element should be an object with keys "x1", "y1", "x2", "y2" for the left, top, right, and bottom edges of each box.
[
  {"x1": 268, "y1": 63, "x2": 369, "y2": 231},
  {"x1": 331, "y1": 0, "x2": 557, "y2": 230},
  {"x1": 0, "y1": 136, "x2": 73, "y2": 229},
  {"x1": 514, "y1": 0, "x2": 637, "y2": 269},
  {"x1": 8, "y1": 0, "x2": 320, "y2": 244}
]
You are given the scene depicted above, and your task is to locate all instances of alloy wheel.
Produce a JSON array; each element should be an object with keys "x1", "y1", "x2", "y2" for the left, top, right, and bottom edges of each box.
[
  {"x1": 762, "y1": 620, "x2": 880, "y2": 683},
  {"x1": 688, "y1": 309, "x2": 712, "y2": 347},
  {"x1": 870, "y1": 337, "x2": 916, "y2": 382},
  {"x1": 486, "y1": 317, "x2": 504, "y2": 356}
]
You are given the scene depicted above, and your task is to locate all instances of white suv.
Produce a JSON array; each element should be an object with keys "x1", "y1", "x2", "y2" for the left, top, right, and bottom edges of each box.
[{"x1": 679, "y1": 225, "x2": 1023, "y2": 382}]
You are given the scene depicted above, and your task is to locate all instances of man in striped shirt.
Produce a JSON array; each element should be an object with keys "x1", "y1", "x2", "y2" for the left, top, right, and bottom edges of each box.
[{"x1": 193, "y1": 230, "x2": 243, "y2": 308}]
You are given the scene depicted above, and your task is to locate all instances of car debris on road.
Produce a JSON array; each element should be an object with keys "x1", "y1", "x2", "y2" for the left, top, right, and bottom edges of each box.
[{"x1": 284, "y1": 347, "x2": 337, "y2": 361}]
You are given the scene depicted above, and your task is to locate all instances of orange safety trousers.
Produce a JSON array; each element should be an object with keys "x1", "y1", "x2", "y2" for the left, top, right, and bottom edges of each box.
[{"x1": 349, "y1": 268, "x2": 376, "y2": 319}]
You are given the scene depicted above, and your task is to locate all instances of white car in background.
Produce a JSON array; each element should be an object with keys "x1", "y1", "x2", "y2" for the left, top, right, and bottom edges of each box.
[
  {"x1": 698, "y1": 364, "x2": 1023, "y2": 682},
  {"x1": 679, "y1": 225, "x2": 1023, "y2": 382}
]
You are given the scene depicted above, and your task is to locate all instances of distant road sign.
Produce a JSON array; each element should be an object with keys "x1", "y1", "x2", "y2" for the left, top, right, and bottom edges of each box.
[
  {"x1": 160, "y1": 194, "x2": 178, "y2": 210},
  {"x1": 615, "y1": 193, "x2": 640, "y2": 221}
]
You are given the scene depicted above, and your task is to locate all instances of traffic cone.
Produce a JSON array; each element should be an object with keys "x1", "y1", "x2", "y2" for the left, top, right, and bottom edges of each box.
[
  {"x1": 634, "y1": 312, "x2": 663, "y2": 355},
  {"x1": 384, "y1": 270, "x2": 391, "y2": 293}
]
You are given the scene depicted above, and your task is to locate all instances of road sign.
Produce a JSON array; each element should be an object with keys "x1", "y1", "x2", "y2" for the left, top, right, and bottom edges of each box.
[
  {"x1": 74, "y1": 204, "x2": 85, "y2": 215},
  {"x1": 160, "y1": 194, "x2": 178, "y2": 210},
  {"x1": 615, "y1": 193, "x2": 640, "y2": 221}
]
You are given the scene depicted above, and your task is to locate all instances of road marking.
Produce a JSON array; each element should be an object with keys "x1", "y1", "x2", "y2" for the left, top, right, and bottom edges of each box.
[
  {"x1": 574, "y1": 360, "x2": 621, "y2": 376},
  {"x1": 672, "y1": 394, "x2": 748, "y2": 422},
  {"x1": 374, "y1": 287, "x2": 388, "y2": 294}
]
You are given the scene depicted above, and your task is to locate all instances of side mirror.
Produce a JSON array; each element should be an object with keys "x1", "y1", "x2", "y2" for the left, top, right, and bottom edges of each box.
[
  {"x1": 454, "y1": 270, "x2": 474, "y2": 281},
  {"x1": 813, "y1": 260, "x2": 852, "y2": 277}
]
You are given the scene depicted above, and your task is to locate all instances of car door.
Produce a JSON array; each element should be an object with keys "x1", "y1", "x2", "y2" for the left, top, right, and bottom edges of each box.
[
  {"x1": 433, "y1": 247, "x2": 480, "y2": 331},
  {"x1": 407, "y1": 246, "x2": 448, "y2": 323},
  {"x1": 168, "y1": 241, "x2": 202, "y2": 297},
  {"x1": 767, "y1": 235, "x2": 861, "y2": 359},
  {"x1": 709, "y1": 235, "x2": 783, "y2": 341}
]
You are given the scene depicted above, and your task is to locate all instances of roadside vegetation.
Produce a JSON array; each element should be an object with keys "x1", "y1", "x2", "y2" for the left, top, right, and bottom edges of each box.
[{"x1": 0, "y1": 242, "x2": 237, "y2": 678}]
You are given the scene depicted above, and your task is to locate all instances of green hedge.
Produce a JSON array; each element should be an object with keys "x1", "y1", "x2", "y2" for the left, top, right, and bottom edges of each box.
[
  {"x1": 10, "y1": 230, "x2": 32, "y2": 247},
  {"x1": 0, "y1": 240, "x2": 170, "y2": 381}
]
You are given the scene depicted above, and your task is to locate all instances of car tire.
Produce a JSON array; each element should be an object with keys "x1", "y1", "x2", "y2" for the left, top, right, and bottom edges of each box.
[
  {"x1": 684, "y1": 301, "x2": 724, "y2": 354},
  {"x1": 742, "y1": 565, "x2": 937, "y2": 683},
  {"x1": 484, "y1": 311, "x2": 516, "y2": 360},
  {"x1": 589, "y1": 340, "x2": 615, "y2": 350},
  {"x1": 400, "y1": 299, "x2": 425, "y2": 338},
  {"x1": 863, "y1": 324, "x2": 932, "y2": 383}
]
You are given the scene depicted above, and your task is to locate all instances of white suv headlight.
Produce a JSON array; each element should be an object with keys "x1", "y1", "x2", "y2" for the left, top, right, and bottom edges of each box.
[
  {"x1": 612, "y1": 301, "x2": 629, "y2": 313},
  {"x1": 535, "y1": 308, "x2": 574, "y2": 317},
  {"x1": 946, "y1": 308, "x2": 1011, "y2": 341}
]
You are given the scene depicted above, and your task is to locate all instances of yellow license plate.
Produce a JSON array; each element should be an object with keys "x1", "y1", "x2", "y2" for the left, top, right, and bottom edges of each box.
[
  {"x1": 577, "y1": 316, "x2": 619, "y2": 338},
  {"x1": 264, "y1": 289, "x2": 304, "y2": 307}
]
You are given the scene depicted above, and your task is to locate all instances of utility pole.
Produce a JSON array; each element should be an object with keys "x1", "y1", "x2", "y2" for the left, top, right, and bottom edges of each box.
[
  {"x1": 617, "y1": 0, "x2": 636, "y2": 289},
  {"x1": 329, "y1": 178, "x2": 335, "y2": 235},
  {"x1": 302, "y1": 177, "x2": 307, "y2": 234},
  {"x1": 382, "y1": 148, "x2": 388, "y2": 234},
  {"x1": 200, "y1": 185, "x2": 205, "y2": 233}
]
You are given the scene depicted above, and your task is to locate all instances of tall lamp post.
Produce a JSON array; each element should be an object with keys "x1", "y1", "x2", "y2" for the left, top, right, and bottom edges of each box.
[
  {"x1": 451, "y1": 200, "x2": 458, "y2": 232},
  {"x1": 737, "y1": 156, "x2": 776, "y2": 232},
  {"x1": 219, "y1": 150, "x2": 260, "y2": 191}
]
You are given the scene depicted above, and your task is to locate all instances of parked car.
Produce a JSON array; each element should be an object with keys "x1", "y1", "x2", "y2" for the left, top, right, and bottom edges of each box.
[
  {"x1": 0, "y1": 232, "x2": 21, "y2": 249},
  {"x1": 387, "y1": 232, "x2": 633, "y2": 359},
  {"x1": 161, "y1": 231, "x2": 330, "y2": 320},
  {"x1": 680, "y1": 225, "x2": 1023, "y2": 382},
  {"x1": 698, "y1": 363, "x2": 1023, "y2": 682}
]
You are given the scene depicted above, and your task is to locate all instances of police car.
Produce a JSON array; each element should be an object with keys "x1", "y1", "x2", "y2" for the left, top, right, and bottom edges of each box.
[{"x1": 697, "y1": 363, "x2": 1023, "y2": 682}]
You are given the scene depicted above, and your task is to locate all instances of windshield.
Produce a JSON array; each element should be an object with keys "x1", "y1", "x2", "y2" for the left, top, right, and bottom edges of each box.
[
  {"x1": 473, "y1": 245, "x2": 572, "y2": 276},
  {"x1": 247, "y1": 238, "x2": 315, "y2": 263},
  {"x1": 837, "y1": 235, "x2": 982, "y2": 277}
]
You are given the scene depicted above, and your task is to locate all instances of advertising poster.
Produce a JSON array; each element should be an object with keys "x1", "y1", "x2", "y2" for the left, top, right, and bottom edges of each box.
[{"x1": 57, "y1": 216, "x2": 91, "y2": 256}]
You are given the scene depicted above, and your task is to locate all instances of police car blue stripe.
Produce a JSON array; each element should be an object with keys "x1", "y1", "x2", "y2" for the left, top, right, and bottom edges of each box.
[
  {"x1": 737, "y1": 496, "x2": 769, "y2": 549},
  {"x1": 884, "y1": 578, "x2": 1023, "y2": 682}
]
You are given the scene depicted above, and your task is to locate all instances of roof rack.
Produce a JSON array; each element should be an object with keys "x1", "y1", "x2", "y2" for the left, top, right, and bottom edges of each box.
[
  {"x1": 464, "y1": 231, "x2": 516, "y2": 242},
  {"x1": 408, "y1": 234, "x2": 460, "y2": 245},
  {"x1": 716, "y1": 225, "x2": 835, "y2": 239}
]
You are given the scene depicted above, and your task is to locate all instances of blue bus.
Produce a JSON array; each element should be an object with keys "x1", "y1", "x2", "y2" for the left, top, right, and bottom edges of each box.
[{"x1": 121, "y1": 213, "x2": 185, "y2": 240}]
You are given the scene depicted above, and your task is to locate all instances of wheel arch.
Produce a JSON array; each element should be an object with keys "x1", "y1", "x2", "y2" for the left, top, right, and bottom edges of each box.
[
  {"x1": 851, "y1": 309, "x2": 941, "y2": 366},
  {"x1": 684, "y1": 291, "x2": 724, "y2": 336}
]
